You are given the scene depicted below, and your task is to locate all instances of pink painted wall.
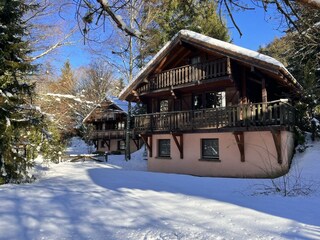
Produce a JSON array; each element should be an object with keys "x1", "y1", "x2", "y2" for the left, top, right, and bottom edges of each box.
[{"x1": 148, "y1": 131, "x2": 294, "y2": 178}]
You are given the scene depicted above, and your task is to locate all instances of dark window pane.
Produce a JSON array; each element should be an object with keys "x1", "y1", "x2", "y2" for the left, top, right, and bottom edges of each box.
[
  {"x1": 158, "y1": 139, "x2": 170, "y2": 157},
  {"x1": 191, "y1": 56, "x2": 201, "y2": 64},
  {"x1": 160, "y1": 100, "x2": 169, "y2": 112},
  {"x1": 206, "y1": 92, "x2": 216, "y2": 108},
  {"x1": 206, "y1": 92, "x2": 226, "y2": 108},
  {"x1": 201, "y1": 139, "x2": 219, "y2": 159},
  {"x1": 193, "y1": 94, "x2": 203, "y2": 109}
]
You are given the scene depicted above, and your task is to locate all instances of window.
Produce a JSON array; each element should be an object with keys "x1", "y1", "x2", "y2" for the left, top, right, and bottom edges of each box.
[
  {"x1": 118, "y1": 140, "x2": 125, "y2": 150},
  {"x1": 159, "y1": 99, "x2": 169, "y2": 112},
  {"x1": 191, "y1": 56, "x2": 201, "y2": 65},
  {"x1": 206, "y1": 92, "x2": 226, "y2": 108},
  {"x1": 117, "y1": 121, "x2": 125, "y2": 130},
  {"x1": 158, "y1": 139, "x2": 170, "y2": 157},
  {"x1": 193, "y1": 94, "x2": 203, "y2": 110},
  {"x1": 201, "y1": 139, "x2": 219, "y2": 159}
]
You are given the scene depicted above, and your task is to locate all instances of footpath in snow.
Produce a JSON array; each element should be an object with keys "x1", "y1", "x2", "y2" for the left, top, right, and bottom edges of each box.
[{"x1": 0, "y1": 137, "x2": 319, "y2": 240}]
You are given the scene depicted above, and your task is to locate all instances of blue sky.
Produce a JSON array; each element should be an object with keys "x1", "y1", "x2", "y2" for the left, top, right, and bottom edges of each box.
[
  {"x1": 51, "y1": 4, "x2": 285, "y2": 74},
  {"x1": 229, "y1": 6, "x2": 284, "y2": 50}
]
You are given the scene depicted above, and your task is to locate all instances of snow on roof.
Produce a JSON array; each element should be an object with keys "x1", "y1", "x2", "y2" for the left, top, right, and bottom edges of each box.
[
  {"x1": 110, "y1": 96, "x2": 130, "y2": 113},
  {"x1": 82, "y1": 96, "x2": 133, "y2": 124},
  {"x1": 119, "y1": 30, "x2": 302, "y2": 100}
]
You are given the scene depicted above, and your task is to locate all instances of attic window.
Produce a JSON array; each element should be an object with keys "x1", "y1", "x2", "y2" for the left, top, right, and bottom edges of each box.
[{"x1": 191, "y1": 56, "x2": 201, "y2": 65}]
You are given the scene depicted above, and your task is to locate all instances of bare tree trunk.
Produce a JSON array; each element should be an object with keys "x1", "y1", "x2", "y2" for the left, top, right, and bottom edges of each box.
[{"x1": 125, "y1": 1, "x2": 136, "y2": 161}]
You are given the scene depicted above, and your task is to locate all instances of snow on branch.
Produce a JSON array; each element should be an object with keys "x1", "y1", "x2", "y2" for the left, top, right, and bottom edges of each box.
[{"x1": 97, "y1": 0, "x2": 142, "y2": 39}]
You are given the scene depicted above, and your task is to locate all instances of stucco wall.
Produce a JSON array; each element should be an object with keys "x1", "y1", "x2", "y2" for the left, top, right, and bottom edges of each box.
[{"x1": 148, "y1": 131, "x2": 294, "y2": 178}]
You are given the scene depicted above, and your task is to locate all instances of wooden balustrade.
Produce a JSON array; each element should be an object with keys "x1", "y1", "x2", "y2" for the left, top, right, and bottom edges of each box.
[
  {"x1": 91, "y1": 130, "x2": 126, "y2": 139},
  {"x1": 133, "y1": 100, "x2": 295, "y2": 133},
  {"x1": 137, "y1": 58, "x2": 230, "y2": 94}
]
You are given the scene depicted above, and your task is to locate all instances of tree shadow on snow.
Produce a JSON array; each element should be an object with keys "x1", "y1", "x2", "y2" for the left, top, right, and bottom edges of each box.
[{"x1": 88, "y1": 167, "x2": 320, "y2": 239}]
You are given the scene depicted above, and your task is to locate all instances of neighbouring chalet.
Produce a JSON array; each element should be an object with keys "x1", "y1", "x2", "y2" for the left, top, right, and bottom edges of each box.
[
  {"x1": 119, "y1": 30, "x2": 303, "y2": 178},
  {"x1": 83, "y1": 97, "x2": 140, "y2": 154}
]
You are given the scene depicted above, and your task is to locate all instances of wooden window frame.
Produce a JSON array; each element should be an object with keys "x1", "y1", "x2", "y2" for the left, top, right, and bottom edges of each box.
[
  {"x1": 200, "y1": 138, "x2": 220, "y2": 161},
  {"x1": 158, "y1": 139, "x2": 171, "y2": 158}
]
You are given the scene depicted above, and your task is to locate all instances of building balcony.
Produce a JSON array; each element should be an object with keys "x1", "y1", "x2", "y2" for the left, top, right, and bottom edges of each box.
[
  {"x1": 133, "y1": 100, "x2": 295, "y2": 134},
  {"x1": 90, "y1": 129, "x2": 126, "y2": 140},
  {"x1": 136, "y1": 58, "x2": 231, "y2": 94}
]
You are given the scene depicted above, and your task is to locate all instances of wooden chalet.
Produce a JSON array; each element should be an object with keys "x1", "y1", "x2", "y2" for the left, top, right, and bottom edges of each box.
[
  {"x1": 83, "y1": 97, "x2": 140, "y2": 153},
  {"x1": 119, "y1": 30, "x2": 302, "y2": 178}
]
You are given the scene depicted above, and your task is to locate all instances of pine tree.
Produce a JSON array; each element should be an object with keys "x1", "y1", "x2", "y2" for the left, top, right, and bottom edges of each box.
[
  {"x1": 141, "y1": 0, "x2": 230, "y2": 58},
  {"x1": 0, "y1": 0, "x2": 43, "y2": 183},
  {"x1": 258, "y1": 4, "x2": 320, "y2": 134},
  {"x1": 54, "y1": 60, "x2": 76, "y2": 95}
]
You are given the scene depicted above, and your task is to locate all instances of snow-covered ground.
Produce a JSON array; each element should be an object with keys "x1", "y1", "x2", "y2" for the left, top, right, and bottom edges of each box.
[{"x1": 0, "y1": 138, "x2": 320, "y2": 240}]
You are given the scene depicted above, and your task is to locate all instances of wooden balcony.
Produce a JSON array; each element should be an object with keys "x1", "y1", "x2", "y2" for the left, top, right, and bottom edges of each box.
[
  {"x1": 133, "y1": 100, "x2": 295, "y2": 133},
  {"x1": 137, "y1": 58, "x2": 231, "y2": 94},
  {"x1": 90, "y1": 130, "x2": 126, "y2": 140}
]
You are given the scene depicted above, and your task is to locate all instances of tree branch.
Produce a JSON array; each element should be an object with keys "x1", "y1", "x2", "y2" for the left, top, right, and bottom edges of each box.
[
  {"x1": 224, "y1": 0, "x2": 243, "y2": 37},
  {"x1": 26, "y1": 28, "x2": 77, "y2": 62},
  {"x1": 96, "y1": 0, "x2": 143, "y2": 39}
]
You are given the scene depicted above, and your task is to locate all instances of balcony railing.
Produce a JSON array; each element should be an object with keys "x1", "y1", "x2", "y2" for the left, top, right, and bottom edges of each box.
[
  {"x1": 90, "y1": 130, "x2": 126, "y2": 139},
  {"x1": 133, "y1": 100, "x2": 295, "y2": 133},
  {"x1": 137, "y1": 58, "x2": 231, "y2": 94}
]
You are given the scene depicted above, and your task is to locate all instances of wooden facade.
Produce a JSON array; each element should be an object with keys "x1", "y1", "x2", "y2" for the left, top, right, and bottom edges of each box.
[
  {"x1": 119, "y1": 30, "x2": 302, "y2": 178},
  {"x1": 83, "y1": 98, "x2": 139, "y2": 153}
]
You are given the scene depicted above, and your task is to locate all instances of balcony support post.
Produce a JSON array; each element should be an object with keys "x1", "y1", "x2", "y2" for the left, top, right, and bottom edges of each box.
[
  {"x1": 227, "y1": 57, "x2": 231, "y2": 75},
  {"x1": 103, "y1": 139, "x2": 111, "y2": 151},
  {"x1": 140, "y1": 134, "x2": 152, "y2": 157},
  {"x1": 233, "y1": 131, "x2": 245, "y2": 162},
  {"x1": 133, "y1": 138, "x2": 140, "y2": 150},
  {"x1": 270, "y1": 128, "x2": 282, "y2": 164},
  {"x1": 172, "y1": 133, "x2": 183, "y2": 159},
  {"x1": 241, "y1": 68, "x2": 247, "y2": 104}
]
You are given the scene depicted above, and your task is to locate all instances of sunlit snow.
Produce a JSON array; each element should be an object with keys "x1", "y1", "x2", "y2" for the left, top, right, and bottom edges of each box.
[{"x1": 0, "y1": 137, "x2": 320, "y2": 239}]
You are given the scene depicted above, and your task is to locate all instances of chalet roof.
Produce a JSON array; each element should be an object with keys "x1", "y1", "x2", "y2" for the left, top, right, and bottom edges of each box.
[
  {"x1": 110, "y1": 96, "x2": 129, "y2": 113},
  {"x1": 119, "y1": 30, "x2": 302, "y2": 100},
  {"x1": 83, "y1": 96, "x2": 129, "y2": 124}
]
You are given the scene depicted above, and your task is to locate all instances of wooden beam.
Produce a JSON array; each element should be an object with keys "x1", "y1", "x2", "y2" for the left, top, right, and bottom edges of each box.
[
  {"x1": 170, "y1": 87, "x2": 177, "y2": 99},
  {"x1": 262, "y1": 78, "x2": 268, "y2": 103},
  {"x1": 248, "y1": 77, "x2": 262, "y2": 85},
  {"x1": 140, "y1": 134, "x2": 152, "y2": 157},
  {"x1": 270, "y1": 129, "x2": 282, "y2": 164},
  {"x1": 133, "y1": 139, "x2": 140, "y2": 150},
  {"x1": 227, "y1": 57, "x2": 231, "y2": 75},
  {"x1": 132, "y1": 89, "x2": 140, "y2": 102},
  {"x1": 104, "y1": 139, "x2": 110, "y2": 150},
  {"x1": 154, "y1": 46, "x2": 186, "y2": 73},
  {"x1": 241, "y1": 68, "x2": 247, "y2": 104},
  {"x1": 233, "y1": 132, "x2": 245, "y2": 162},
  {"x1": 172, "y1": 133, "x2": 183, "y2": 159},
  {"x1": 154, "y1": 56, "x2": 168, "y2": 74}
]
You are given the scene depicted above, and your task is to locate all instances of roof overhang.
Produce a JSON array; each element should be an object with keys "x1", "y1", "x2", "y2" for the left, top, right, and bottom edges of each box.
[{"x1": 119, "y1": 30, "x2": 303, "y2": 101}]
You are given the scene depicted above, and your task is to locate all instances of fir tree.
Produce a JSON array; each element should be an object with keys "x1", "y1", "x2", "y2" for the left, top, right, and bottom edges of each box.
[
  {"x1": 0, "y1": 0, "x2": 42, "y2": 183},
  {"x1": 141, "y1": 0, "x2": 230, "y2": 58},
  {"x1": 51, "y1": 60, "x2": 76, "y2": 95},
  {"x1": 258, "y1": 4, "x2": 320, "y2": 134}
]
